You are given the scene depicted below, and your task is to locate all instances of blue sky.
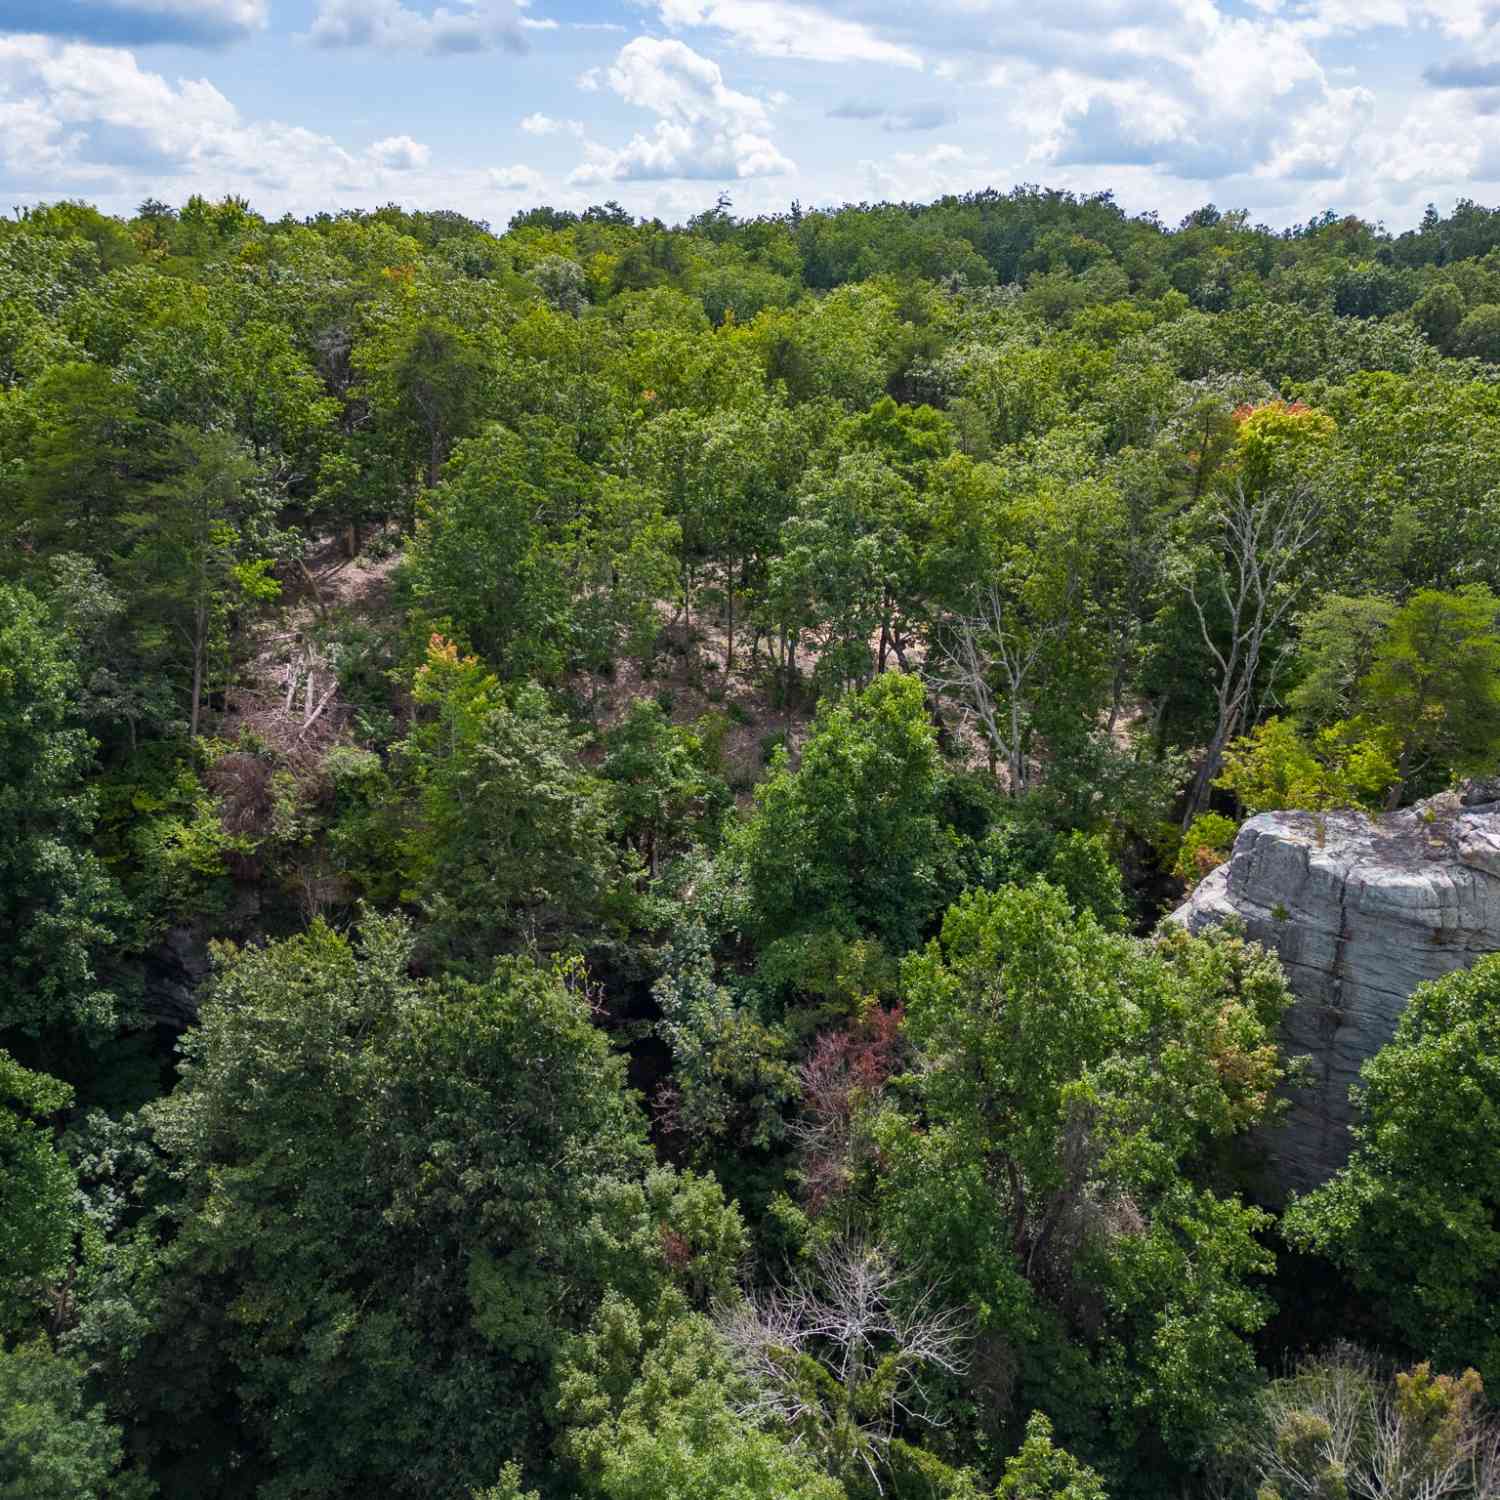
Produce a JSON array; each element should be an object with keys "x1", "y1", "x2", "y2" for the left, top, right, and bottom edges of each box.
[{"x1": 2, "y1": 0, "x2": 1498, "y2": 232}]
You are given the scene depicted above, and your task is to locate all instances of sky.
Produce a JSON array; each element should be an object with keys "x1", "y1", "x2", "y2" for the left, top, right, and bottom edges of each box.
[{"x1": 2, "y1": 0, "x2": 1499, "y2": 234}]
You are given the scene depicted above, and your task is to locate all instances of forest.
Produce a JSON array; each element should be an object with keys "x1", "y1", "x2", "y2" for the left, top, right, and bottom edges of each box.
[{"x1": 4, "y1": 182, "x2": 1500, "y2": 1499}]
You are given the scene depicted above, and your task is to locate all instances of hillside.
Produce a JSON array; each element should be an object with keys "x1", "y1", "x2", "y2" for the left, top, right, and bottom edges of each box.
[{"x1": 4, "y1": 188, "x2": 1500, "y2": 1499}]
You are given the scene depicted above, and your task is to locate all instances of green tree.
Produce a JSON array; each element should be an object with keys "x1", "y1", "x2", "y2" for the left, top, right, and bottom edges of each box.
[
  {"x1": 601, "y1": 701, "x2": 729, "y2": 879},
  {"x1": 1411, "y1": 282, "x2": 1466, "y2": 352},
  {"x1": 921, "y1": 451, "x2": 1114, "y2": 794},
  {"x1": 358, "y1": 302, "x2": 493, "y2": 501},
  {"x1": 652, "y1": 911, "x2": 800, "y2": 1170},
  {"x1": 45, "y1": 554, "x2": 176, "y2": 752},
  {"x1": 1173, "y1": 811, "x2": 1239, "y2": 886},
  {"x1": 398, "y1": 637, "x2": 632, "y2": 966},
  {"x1": 407, "y1": 422, "x2": 574, "y2": 680},
  {"x1": 566, "y1": 473, "x2": 680, "y2": 681},
  {"x1": 998, "y1": 1413, "x2": 1109, "y2": 1500},
  {"x1": 1285, "y1": 956, "x2": 1500, "y2": 1382},
  {"x1": 1232, "y1": 1347, "x2": 1499, "y2": 1500},
  {"x1": 841, "y1": 395, "x2": 954, "y2": 483},
  {"x1": 731, "y1": 673, "x2": 952, "y2": 956},
  {"x1": 0, "y1": 1337, "x2": 151, "y2": 1500},
  {"x1": 1353, "y1": 586, "x2": 1500, "y2": 805},
  {"x1": 95, "y1": 914, "x2": 738, "y2": 1498},
  {"x1": 1216, "y1": 716, "x2": 1397, "y2": 816},
  {"x1": 123, "y1": 425, "x2": 281, "y2": 738},
  {"x1": 0, "y1": 1053, "x2": 76, "y2": 1337},
  {"x1": 878, "y1": 884, "x2": 1292, "y2": 1475},
  {"x1": 634, "y1": 396, "x2": 823, "y2": 678},
  {"x1": 528, "y1": 254, "x2": 589, "y2": 316},
  {"x1": 770, "y1": 452, "x2": 919, "y2": 696},
  {"x1": 0, "y1": 583, "x2": 124, "y2": 1034},
  {"x1": 750, "y1": 282, "x2": 907, "y2": 409},
  {"x1": 1453, "y1": 303, "x2": 1500, "y2": 363},
  {"x1": 558, "y1": 1290, "x2": 845, "y2": 1500},
  {"x1": 409, "y1": 421, "x2": 677, "y2": 684},
  {"x1": 4, "y1": 362, "x2": 148, "y2": 569},
  {"x1": 1319, "y1": 371, "x2": 1500, "y2": 595},
  {"x1": 1287, "y1": 593, "x2": 1397, "y2": 728}
]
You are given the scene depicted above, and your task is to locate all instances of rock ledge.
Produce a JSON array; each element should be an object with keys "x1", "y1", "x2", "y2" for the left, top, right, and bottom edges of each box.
[{"x1": 1168, "y1": 789, "x2": 1500, "y2": 1191}]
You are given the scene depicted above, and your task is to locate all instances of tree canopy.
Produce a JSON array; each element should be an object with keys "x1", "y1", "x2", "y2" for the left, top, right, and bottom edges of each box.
[{"x1": 6, "y1": 183, "x2": 1500, "y2": 1500}]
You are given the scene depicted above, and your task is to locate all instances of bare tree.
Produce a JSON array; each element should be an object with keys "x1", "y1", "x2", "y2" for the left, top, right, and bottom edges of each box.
[
  {"x1": 1235, "y1": 1344, "x2": 1500, "y2": 1500},
  {"x1": 716, "y1": 1239, "x2": 970, "y2": 1494},
  {"x1": 1181, "y1": 479, "x2": 1325, "y2": 827},
  {"x1": 923, "y1": 579, "x2": 1078, "y2": 794}
]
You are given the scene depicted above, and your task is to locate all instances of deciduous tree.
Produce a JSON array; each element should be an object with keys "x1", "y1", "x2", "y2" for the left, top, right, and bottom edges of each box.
[{"x1": 1285, "y1": 956, "x2": 1500, "y2": 1383}]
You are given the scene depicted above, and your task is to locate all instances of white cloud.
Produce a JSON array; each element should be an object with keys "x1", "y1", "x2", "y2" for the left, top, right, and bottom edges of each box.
[
  {"x1": 570, "y1": 35, "x2": 795, "y2": 183},
  {"x1": 581, "y1": 2, "x2": 1500, "y2": 220},
  {"x1": 649, "y1": 0, "x2": 922, "y2": 68},
  {"x1": 1350, "y1": 88, "x2": 1491, "y2": 200},
  {"x1": 0, "y1": 35, "x2": 552, "y2": 220},
  {"x1": 8, "y1": 0, "x2": 1500, "y2": 237},
  {"x1": 939, "y1": 1, "x2": 1401, "y2": 193},
  {"x1": 491, "y1": 163, "x2": 545, "y2": 190},
  {"x1": 521, "y1": 112, "x2": 585, "y2": 137},
  {"x1": 603, "y1": 35, "x2": 769, "y2": 124},
  {"x1": 1283, "y1": 0, "x2": 1493, "y2": 41},
  {"x1": 704, "y1": 0, "x2": 1500, "y2": 225},
  {"x1": 517, "y1": 0, "x2": 558, "y2": 31},
  {"x1": 1256, "y1": 85, "x2": 1376, "y2": 183},
  {"x1": 307, "y1": 0, "x2": 526, "y2": 55},
  {"x1": 859, "y1": 141, "x2": 991, "y2": 199},
  {"x1": 0, "y1": 0, "x2": 266, "y2": 47},
  {"x1": 368, "y1": 134, "x2": 431, "y2": 170}
]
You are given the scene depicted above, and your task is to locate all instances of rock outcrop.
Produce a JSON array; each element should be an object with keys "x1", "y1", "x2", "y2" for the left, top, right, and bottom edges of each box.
[
  {"x1": 139, "y1": 923, "x2": 216, "y2": 1029},
  {"x1": 133, "y1": 884, "x2": 261, "y2": 1028},
  {"x1": 1168, "y1": 788, "x2": 1500, "y2": 1193}
]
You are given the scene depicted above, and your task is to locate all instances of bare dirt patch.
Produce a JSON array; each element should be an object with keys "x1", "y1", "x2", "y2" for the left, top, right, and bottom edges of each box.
[
  {"x1": 221, "y1": 530, "x2": 404, "y2": 772},
  {"x1": 575, "y1": 608, "x2": 821, "y2": 803}
]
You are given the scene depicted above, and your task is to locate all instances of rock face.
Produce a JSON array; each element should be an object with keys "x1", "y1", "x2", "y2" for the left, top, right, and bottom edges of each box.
[
  {"x1": 134, "y1": 885, "x2": 261, "y2": 1028},
  {"x1": 1168, "y1": 789, "x2": 1500, "y2": 1193},
  {"x1": 139, "y1": 924, "x2": 216, "y2": 1028}
]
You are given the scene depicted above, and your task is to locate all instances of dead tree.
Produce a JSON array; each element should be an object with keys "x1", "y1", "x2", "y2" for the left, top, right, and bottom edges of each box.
[
  {"x1": 1181, "y1": 479, "x2": 1324, "y2": 827},
  {"x1": 922, "y1": 578, "x2": 1078, "y2": 794},
  {"x1": 1236, "y1": 1344, "x2": 1500, "y2": 1500},
  {"x1": 717, "y1": 1239, "x2": 970, "y2": 1494}
]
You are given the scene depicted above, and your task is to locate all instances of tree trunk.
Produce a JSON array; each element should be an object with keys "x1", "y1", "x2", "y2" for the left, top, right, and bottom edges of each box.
[
  {"x1": 1182, "y1": 702, "x2": 1239, "y2": 828},
  {"x1": 1183, "y1": 733, "x2": 1223, "y2": 827},
  {"x1": 1106, "y1": 653, "x2": 1129, "y2": 736},
  {"x1": 189, "y1": 637, "x2": 205, "y2": 740},
  {"x1": 889, "y1": 630, "x2": 912, "y2": 674},
  {"x1": 1386, "y1": 745, "x2": 1414, "y2": 810},
  {"x1": 725, "y1": 568, "x2": 735, "y2": 675}
]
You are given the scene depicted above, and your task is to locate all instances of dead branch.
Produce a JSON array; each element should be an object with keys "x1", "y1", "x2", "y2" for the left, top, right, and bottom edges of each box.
[{"x1": 716, "y1": 1238, "x2": 970, "y2": 1489}]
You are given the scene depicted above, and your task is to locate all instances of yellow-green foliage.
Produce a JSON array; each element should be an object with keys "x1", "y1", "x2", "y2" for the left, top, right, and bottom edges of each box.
[
  {"x1": 1217, "y1": 716, "x2": 1397, "y2": 816},
  {"x1": 1174, "y1": 812, "x2": 1240, "y2": 885}
]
